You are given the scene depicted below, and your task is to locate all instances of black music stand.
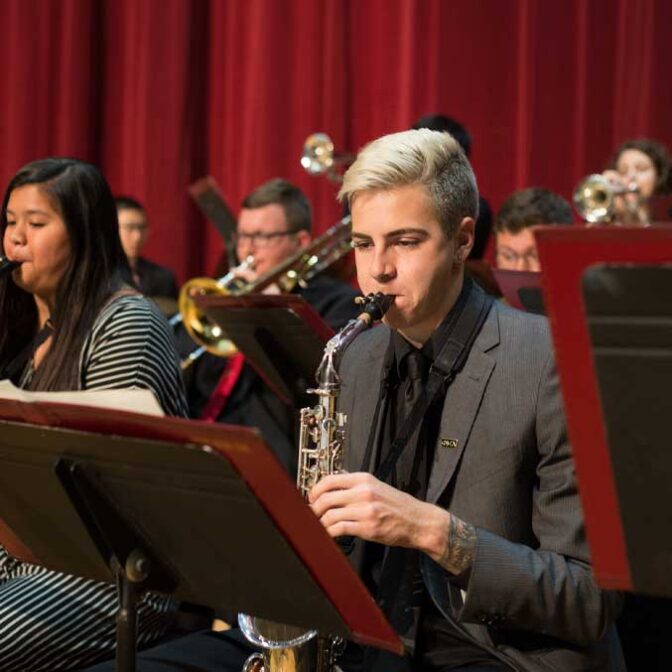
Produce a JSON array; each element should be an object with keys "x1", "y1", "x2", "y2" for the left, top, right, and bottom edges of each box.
[
  {"x1": 0, "y1": 402, "x2": 401, "y2": 671},
  {"x1": 582, "y1": 263, "x2": 672, "y2": 598},
  {"x1": 196, "y1": 294, "x2": 334, "y2": 406},
  {"x1": 492, "y1": 269, "x2": 544, "y2": 314}
]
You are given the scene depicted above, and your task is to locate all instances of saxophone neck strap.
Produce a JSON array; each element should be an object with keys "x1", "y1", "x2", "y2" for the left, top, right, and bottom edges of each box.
[{"x1": 373, "y1": 282, "x2": 493, "y2": 484}]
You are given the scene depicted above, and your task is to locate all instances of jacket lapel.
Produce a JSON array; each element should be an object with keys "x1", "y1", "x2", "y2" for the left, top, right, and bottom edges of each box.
[
  {"x1": 343, "y1": 330, "x2": 389, "y2": 473},
  {"x1": 426, "y1": 306, "x2": 500, "y2": 503}
]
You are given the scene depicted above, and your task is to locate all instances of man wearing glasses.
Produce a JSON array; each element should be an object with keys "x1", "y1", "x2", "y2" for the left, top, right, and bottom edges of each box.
[
  {"x1": 494, "y1": 188, "x2": 573, "y2": 273},
  {"x1": 233, "y1": 178, "x2": 313, "y2": 279},
  {"x1": 179, "y1": 178, "x2": 358, "y2": 473}
]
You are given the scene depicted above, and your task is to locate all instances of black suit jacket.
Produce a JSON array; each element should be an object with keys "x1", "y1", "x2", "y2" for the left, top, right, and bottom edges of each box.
[{"x1": 136, "y1": 257, "x2": 178, "y2": 299}]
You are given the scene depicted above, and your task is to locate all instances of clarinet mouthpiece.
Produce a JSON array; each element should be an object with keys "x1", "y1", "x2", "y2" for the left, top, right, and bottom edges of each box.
[{"x1": 0, "y1": 256, "x2": 21, "y2": 276}]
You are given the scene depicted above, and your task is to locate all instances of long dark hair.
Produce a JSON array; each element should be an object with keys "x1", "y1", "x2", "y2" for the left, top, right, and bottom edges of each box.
[{"x1": 0, "y1": 157, "x2": 130, "y2": 390}]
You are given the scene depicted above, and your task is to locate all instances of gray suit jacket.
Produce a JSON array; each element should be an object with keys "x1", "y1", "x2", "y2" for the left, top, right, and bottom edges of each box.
[{"x1": 337, "y1": 297, "x2": 623, "y2": 671}]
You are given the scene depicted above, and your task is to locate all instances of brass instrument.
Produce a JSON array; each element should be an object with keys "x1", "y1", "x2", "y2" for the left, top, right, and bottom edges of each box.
[
  {"x1": 170, "y1": 255, "x2": 255, "y2": 328},
  {"x1": 239, "y1": 292, "x2": 394, "y2": 672},
  {"x1": 171, "y1": 255, "x2": 256, "y2": 369},
  {"x1": 300, "y1": 134, "x2": 354, "y2": 183},
  {"x1": 176, "y1": 218, "x2": 353, "y2": 369},
  {"x1": 573, "y1": 174, "x2": 646, "y2": 225}
]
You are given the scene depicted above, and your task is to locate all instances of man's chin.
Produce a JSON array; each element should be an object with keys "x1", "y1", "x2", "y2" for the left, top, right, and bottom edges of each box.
[{"x1": 381, "y1": 305, "x2": 413, "y2": 331}]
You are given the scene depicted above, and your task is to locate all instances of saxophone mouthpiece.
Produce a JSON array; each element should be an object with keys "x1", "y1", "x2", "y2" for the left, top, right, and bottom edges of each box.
[
  {"x1": 356, "y1": 292, "x2": 394, "y2": 324},
  {"x1": 0, "y1": 256, "x2": 21, "y2": 276}
]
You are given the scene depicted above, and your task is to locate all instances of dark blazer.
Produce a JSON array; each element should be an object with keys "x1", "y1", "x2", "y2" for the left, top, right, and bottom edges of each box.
[
  {"x1": 136, "y1": 257, "x2": 178, "y2": 299},
  {"x1": 337, "y1": 292, "x2": 623, "y2": 671}
]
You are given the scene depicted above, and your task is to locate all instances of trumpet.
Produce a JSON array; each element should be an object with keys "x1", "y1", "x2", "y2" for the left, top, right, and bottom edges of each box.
[
  {"x1": 176, "y1": 217, "x2": 352, "y2": 369},
  {"x1": 573, "y1": 174, "x2": 645, "y2": 225},
  {"x1": 300, "y1": 133, "x2": 354, "y2": 183}
]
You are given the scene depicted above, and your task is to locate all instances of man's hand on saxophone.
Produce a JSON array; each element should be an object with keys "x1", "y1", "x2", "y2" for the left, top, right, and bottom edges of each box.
[{"x1": 308, "y1": 472, "x2": 476, "y2": 575}]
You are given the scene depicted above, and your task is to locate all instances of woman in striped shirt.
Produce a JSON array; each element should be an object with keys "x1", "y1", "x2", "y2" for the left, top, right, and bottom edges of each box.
[{"x1": 0, "y1": 157, "x2": 188, "y2": 670}]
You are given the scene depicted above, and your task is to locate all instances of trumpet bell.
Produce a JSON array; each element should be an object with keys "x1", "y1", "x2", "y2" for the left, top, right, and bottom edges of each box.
[
  {"x1": 301, "y1": 133, "x2": 335, "y2": 176},
  {"x1": 178, "y1": 277, "x2": 238, "y2": 359},
  {"x1": 573, "y1": 174, "x2": 614, "y2": 223}
]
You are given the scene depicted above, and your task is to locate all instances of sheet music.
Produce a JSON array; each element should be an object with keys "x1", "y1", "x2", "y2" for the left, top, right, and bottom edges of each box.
[{"x1": 0, "y1": 380, "x2": 164, "y2": 417}]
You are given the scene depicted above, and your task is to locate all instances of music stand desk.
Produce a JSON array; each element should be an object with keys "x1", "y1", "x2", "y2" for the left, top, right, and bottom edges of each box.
[
  {"x1": 536, "y1": 226, "x2": 672, "y2": 595},
  {"x1": 0, "y1": 399, "x2": 401, "y2": 667},
  {"x1": 196, "y1": 293, "x2": 334, "y2": 406},
  {"x1": 492, "y1": 269, "x2": 543, "y2": 314},
  {"x1": 582, "y1": 263, "x2": 672, "y2": 597}
]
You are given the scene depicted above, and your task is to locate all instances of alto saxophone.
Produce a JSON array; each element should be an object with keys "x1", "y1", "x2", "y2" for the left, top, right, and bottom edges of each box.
[{"x1": 239, "y1": 292, "x2": 393, "y2": 672}]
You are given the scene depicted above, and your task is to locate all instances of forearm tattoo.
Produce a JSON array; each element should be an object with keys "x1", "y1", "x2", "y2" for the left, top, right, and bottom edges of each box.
[{"x1": 439, "y1": 514, "x2": 476, "y2": 574}]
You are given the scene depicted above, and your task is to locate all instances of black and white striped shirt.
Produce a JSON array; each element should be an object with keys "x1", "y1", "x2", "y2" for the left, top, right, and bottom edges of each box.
[{"x1": 0, "y1": 294, "x2": 188, "y2": 671}]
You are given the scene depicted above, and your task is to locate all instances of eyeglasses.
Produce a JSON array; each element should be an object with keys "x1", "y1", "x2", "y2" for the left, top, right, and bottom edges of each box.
[
  {"x1": 234, "y1": 230, "x2": 298, "y2": 247},
  {"x1": 496, "y1": 248, "x2": 539, "y2": 267}
]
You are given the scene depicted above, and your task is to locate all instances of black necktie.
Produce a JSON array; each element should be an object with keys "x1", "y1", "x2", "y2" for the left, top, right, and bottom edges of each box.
[
  {"x1": 405, "y1": 349, "x2": 426, "y2": 398},
  {"x1": 397, "y1": 349, "x2": 429, "y2": 496},
  {"x1": 367, "y1": 349, "x2": 429, "y2": 670}
]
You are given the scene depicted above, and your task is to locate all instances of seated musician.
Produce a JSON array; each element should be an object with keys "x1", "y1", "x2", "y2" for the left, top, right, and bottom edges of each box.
[
  {"x1": 412, "y1": 113, "x2": 493, "y2": 260},
  {"x1": 602, "y1": 138, "x2": 671, "y2": 225},
  {"x1": 0, "y1": 158, "x2": 188, "y2": 671},
  {"x1": 115, "y1": 195, "x2": 179, "y2": 302},
  {"x1": 86, "y1": 130, "x2": 624, "y2": 672},
  {"x1": 494, "y1": 187, "x2": 573, "y2": 272},
  {"x1": 178, "y1": 177, "x2": 359, "y2": 473}
]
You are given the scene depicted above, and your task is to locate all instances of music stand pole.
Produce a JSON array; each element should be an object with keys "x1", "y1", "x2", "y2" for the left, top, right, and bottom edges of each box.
[{"x1": 54, "y1": 458, "x2": 176, "y2": 672}]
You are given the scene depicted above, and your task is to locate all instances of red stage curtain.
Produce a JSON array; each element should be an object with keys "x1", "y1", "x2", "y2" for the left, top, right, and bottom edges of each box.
[{"x1": 0, "y1": 0, "x2": 670, "y2": 282}]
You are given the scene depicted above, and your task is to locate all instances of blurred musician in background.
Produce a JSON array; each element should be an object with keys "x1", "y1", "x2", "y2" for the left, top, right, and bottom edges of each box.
[
  {"x1": 603, "y1": 138, "x2": 672, "y2": 225},
  {"x1": 412, "y1": 114, "x2": 493, "y2": 260},
  {"x1": 0, "y1": 158, "x2": 187, "y2": 670},
  {"x1": 115, "y1": 195, "x2": 179, "y2": 302},
  {"x1": 495, "y1": 188, "x2": 573, "y2": 272},
  {"x1": 178, "y1": 177, "x2": 359, "y2": 473}
]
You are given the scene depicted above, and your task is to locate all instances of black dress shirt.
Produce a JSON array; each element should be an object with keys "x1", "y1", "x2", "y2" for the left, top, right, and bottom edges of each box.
[{"x1": 359, "y1": 279, "x2": 503, "y2": 671}]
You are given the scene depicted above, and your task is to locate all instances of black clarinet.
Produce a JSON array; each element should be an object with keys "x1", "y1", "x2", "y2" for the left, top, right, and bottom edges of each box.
[{"x1": 0, "y1": 256, "x2": 21, "y2": 276}]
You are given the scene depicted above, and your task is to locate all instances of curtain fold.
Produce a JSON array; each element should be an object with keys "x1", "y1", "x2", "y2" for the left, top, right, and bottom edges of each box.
[{"x1": 0, "y1": 0, "x2": 669, "y2": 281}]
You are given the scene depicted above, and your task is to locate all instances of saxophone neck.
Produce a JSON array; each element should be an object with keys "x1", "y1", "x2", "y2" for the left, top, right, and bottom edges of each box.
[{"x1": 314, "y1": 292, "x2": 393, "y2": 390}]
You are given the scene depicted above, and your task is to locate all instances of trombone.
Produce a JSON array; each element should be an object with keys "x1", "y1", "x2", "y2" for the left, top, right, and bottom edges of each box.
[
  {"x1": 168, "y1": 255, "x2": 255, "y2": 329},
  {"x1": 176, "y1": 217, "x2": 352, "y2": 370}
]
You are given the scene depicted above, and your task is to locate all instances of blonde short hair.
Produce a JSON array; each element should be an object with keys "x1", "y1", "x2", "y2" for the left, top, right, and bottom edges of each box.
[{"x1": 338, "y1": 129, "x2": 478, "y2": 237}]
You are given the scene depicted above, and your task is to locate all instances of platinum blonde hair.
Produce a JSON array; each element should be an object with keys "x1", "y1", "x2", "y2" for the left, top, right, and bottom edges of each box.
[{"x1": 338, "y1": 129, "x2": 478, "y2": 237}]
